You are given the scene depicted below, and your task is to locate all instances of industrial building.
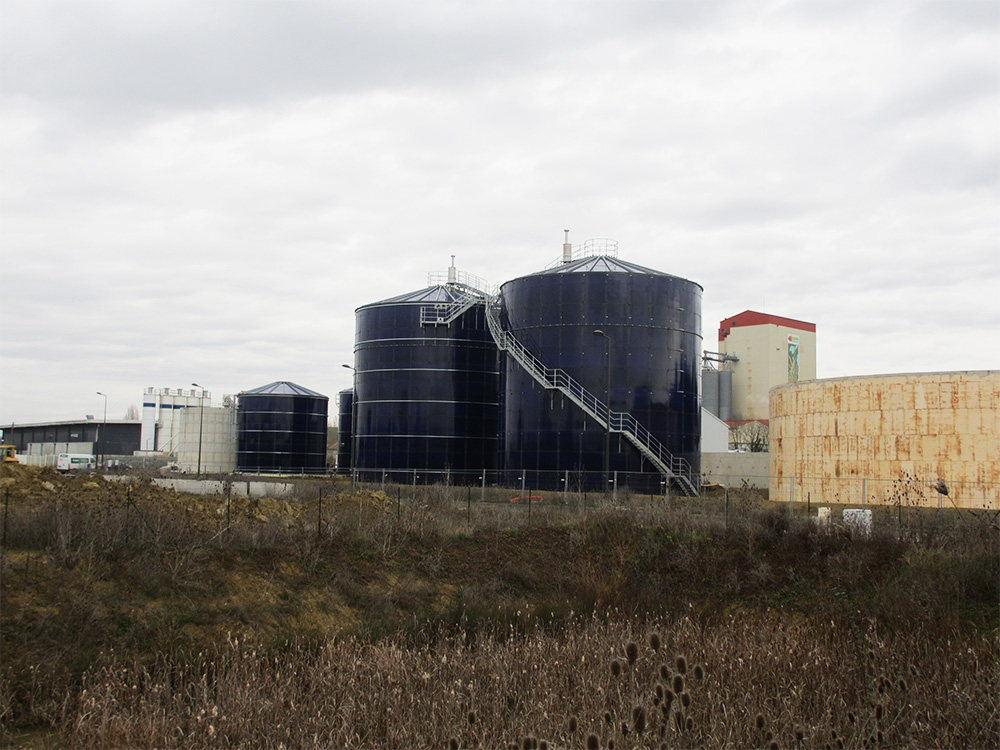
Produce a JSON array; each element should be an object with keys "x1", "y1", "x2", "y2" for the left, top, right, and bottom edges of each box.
[
  {"x1": 341, "y1": 239, "x2": 703, "y2": 494},
  {"x1": 770, "y1": 370, "x2": 1000, "y2": 509},
  {"x1": 0, "y1": 419, "x2": 140, "y2": 466},
  {"x1": 712, "y1": 310, "x2": 817, "y2": 422}
]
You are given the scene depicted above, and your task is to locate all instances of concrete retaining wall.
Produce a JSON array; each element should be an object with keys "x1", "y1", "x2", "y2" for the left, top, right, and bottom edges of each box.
[{"x1": 701, "y1": 452, "x2": 770, "y2": 490}]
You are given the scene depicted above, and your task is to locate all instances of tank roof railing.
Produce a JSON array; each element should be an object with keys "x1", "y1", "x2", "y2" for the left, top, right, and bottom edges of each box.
[
  {"x1": 544, "y1": 238, "x2": 619, "y2": 269},
  {"x1": 484, "y1": 295, "x2": 699, "y2": 496},
  {"x1": 427, "y1": 268, "x2": 498, "y2": 297}
]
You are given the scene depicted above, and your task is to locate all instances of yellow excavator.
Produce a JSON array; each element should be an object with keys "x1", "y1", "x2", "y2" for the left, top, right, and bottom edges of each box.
[{"x1": 1, "y1": 445, "x2": 20, "y2": 463}]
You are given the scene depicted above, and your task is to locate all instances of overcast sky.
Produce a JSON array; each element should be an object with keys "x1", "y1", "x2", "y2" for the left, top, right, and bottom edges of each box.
[{"x1": 1, "y1": 0, "x2": 997, "y2": 424}]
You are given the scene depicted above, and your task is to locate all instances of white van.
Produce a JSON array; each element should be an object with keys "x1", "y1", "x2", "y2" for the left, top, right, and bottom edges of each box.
[{"x1": 57, "y1": 453, "x2": 96, "y2": 472}]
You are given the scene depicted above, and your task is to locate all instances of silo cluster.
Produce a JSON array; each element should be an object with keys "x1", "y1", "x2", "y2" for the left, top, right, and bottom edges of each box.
[{"x1": 344, "y1": 242, "x2": 703, "y2": 493}]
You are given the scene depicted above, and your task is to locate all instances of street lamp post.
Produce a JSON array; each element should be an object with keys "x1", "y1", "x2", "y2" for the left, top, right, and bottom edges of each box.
[
  {"x1": 96, "y1": 392, "x2": 108, "y2": 469},
  {"x1": 191, "y1": 383, "x2": 206, "y2": 477},
  {"x1": 593, "y1": 330, "x2": 612, "y2": 493}
]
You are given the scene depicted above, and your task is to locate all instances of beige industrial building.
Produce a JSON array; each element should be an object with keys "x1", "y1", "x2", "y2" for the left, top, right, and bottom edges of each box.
[
  {"x1": 770, "y1": 371, "x2": 999, "y2": 509},
  {"x1": 718, "y1": 310, "x2": 816, "y2": 421}
]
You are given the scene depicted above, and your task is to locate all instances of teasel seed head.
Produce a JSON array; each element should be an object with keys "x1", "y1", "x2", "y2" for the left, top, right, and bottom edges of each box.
[
  {"x1": 676, "y1": 655, "x2": 687, "y2": 674},
  {"x1": 586, "y1": 734, "x2": 599, "y2": 750},
  {"x1": 681, "y1": 692, "x2": 691, "y2": 708},
  {"x1": 877, "y1": 730, "x2": 883, "y2": 744},
  {"x1": 875, "y1": 704, "x2": 883, "y2": 721},
  {"x1": 655, "y1": 683, "x2": 664, "y2": 700},
  {"x1": 898, "y1": 677, "x2": 907, "y2": 692},
  {"x1": 632, "y1": 706, "x2": 646, "y2": 734},
  {"x1": 449, "y1": 739, "x2": 459, "y2": 750},
  {"x1": 611, "y1": 659, "x2": 622, "y2": 677},
  {"x1": 604, "y1": 711, "x2": 612, "y2": 725},
  {"x1": 468, "y1": 710, "x2": 477, "y2": 725},
  {"x1": 539, "y1": 741, "x2": 548, "y2": 750},
  {"x1": 687, "y1": 716, "x2": 694, "y2": 732},
  {"x1": 649, "y1": 632, "x2": 661, "y2": 651},
  {"x1": 756, "y1": 714, "x2": 766, "y2": 731},
  {"x1": 626, "y1": 642, "x2": 639, "y2": 665},
  {"x1": 848, "y1": 711, "x2": 856, "y2": 724},
  {"x1": 659, "y1": 664, "x2": 670, "y2": 681},
  {"x1": 836, "y1": 739, "x2": 844, "y2": 750},
  {"x1": 867, "y1": 649, "x2": 875, "y2": 661},
  {"x1": 693, "y1": 664, "x2": 704, "y2": 681},
  {"x1": 768, "y1": 742, "x2": 779, "y2": 750},
  {"x1": 568, "y1": 716, "x2": 578, "y2": 733},
  {"x1": 673, "y1": 674, "x2": 684, "y2": 695},
  {"x1": 664, "y1": 688, "x2": 675, "y2": 706},
  {"x1": 795, "y1": 728, "x2": 804, "y2": 743}
]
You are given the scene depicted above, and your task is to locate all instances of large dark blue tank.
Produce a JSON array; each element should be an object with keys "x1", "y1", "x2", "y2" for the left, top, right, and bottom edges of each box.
[
  {"x1": 336, "y1": 388, "x2": 353, "y2": 474},
  {"x1": 237, "y1": 381, "x2": 329, "y2": 474},
  {"x1": 500, "y1": 255, "x2": 702, "y2": 491},
  {"x1": 352, "y1": 284, "x2": 500, "y2": 479}
]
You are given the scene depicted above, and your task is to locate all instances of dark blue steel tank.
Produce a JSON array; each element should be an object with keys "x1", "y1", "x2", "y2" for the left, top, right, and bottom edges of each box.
[
  {"x1": 352, "y1": 285, "x2": 500, "y2": 479},
  {"x1": 237, "y1": 381, "x2": 329, "y2": 474},
  {"x1": 336, "y1": 388, "x2": 353, "y2": 474},
  {"x1": 500, "y1": 255, "x2": 702, "y2": 491}
]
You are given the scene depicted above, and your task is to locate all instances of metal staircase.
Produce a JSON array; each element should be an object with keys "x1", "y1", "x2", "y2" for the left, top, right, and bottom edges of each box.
[{"x1": 484, "y1": 296, "x2": 699, "y2": 496}]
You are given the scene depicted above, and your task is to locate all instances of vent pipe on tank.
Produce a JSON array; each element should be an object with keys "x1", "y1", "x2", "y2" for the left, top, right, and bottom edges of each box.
[
  {"x1": 448, "y1": 255, "x2": 457, "y2": 284},
  {"x1": 562, "y1": 230, "x2": 572, "y2": 263}
]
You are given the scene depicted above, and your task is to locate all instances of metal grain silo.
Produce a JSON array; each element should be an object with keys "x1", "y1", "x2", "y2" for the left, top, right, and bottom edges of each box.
[
  {"x1": 236, "y1": 381, "x2": 329, "y2": 474},
  {"x1": 351, "y1": 271, "x2": 500, "y2": 480},
  {"x1": 497, "y1": 243, "x2": 702, "y2": 493}
]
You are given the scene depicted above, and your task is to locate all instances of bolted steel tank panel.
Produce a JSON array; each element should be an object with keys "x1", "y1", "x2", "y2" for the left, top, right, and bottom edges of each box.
[
  {"x1": 352, "y1": 285, "x2": 500, "y2": 475},
  {"x1": 500, "y1": 256, "x2": 702, "y2": 490},
  {"x1": 237, "y1": 381, "x2": 329, "y2": 474}
]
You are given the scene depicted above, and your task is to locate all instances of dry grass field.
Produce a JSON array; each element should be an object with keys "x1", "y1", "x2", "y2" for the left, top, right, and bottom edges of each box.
[{"x1": 1, "y1": 465, "x2": 997, "y2": 748}]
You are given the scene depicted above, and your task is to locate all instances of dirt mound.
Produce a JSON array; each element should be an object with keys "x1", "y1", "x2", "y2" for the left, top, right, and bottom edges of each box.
[{"x1": 0, "y1": 464, "x2": 394, "y2": 532}]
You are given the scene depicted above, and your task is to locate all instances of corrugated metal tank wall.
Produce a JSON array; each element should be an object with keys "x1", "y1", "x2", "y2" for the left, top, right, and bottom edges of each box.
[
  {"x1": 352, "y1": 285, "x2": 500, "y2": 477},
  {"x1": 500, "y1": 257, "x2": 702, "y2": 490}
]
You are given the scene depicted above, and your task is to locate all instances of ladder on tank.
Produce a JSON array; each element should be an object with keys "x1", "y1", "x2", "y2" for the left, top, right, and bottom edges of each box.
[{"x1": 484, "y1": 295, "x2": 699, "y2": 496}]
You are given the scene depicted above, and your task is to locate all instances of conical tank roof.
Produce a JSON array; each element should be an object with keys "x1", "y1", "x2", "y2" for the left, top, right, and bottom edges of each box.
[
  {"x1": 240, "y1": 381, "x2": 327, "y2": 399},
  {"x1": 503, "y1": 255, "x2": 702, "y2": 289},
  {"x1": 356, "y1": 284, "x2": 473, "y2": 311}
]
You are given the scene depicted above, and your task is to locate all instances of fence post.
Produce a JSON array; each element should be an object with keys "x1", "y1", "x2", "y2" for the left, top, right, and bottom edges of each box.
[
  {"x1": 725, "y1": 484, "x2": 729, "y2": 529},
  {"x1": 481, "y1": 471, "x2": 486, "y2": 503},
  {"x1": 467, "y1": 485, "x2": 471, "y2": 524},
  {"x1": 613, "y1": 470, "x2": 618, "y2": 503},
  {"x1": 862, "y1": 478, "x2": 867, "y2": 508},
  {"x1": 563, "y1": 470, "x2": 568, "y2": 505},
  {"x1": 790, "y1": 476, "x2": 795, "y2": 515}
]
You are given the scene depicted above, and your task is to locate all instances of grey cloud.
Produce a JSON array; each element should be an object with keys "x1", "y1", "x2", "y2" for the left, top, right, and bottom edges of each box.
[{"x1": 0, "y1": 0, "x2": 735, "y2": 122}]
